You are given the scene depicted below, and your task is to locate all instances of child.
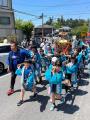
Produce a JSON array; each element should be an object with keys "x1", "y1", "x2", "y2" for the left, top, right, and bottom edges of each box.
[
  {"x1": 31, "y1": 45, "x2": 42, "y2": 84},
  {"x1": 16, "y1": 59, "x2": 37, "y2": 106},
  {"x1": 65, "y1": 56, "x2": 78, "y2": 92},
  {"x1": 45, "y1": 58, "x2": 64, "y2": 111}
]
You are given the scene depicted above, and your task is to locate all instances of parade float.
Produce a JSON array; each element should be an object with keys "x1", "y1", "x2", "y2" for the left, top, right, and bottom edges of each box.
[
  {"x1": 85, "y1": 32, "x2": 90, "y2": 45},
  {"x1": 54, "y1": 39, "x2": 72, "y2": 55}
]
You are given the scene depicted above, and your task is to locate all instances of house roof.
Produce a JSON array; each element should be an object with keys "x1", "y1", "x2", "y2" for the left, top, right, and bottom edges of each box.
[
  {"x1": 59, "y1": 26, "x2": 72, "y2": 30},
  {"x1": 35, "y1": 25, "x2": 53, "y2": 29}
]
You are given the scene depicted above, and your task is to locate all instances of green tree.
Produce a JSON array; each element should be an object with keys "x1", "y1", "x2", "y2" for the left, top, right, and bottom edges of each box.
[
  {"x1": 71, "y1": 23, "x2": 88, "y2": 36},
  {"x1": 52, "y1": 21, "x2": 61, "y2": 29},
  {"x1": 22, "y1": 21, "x2": 34, "y2": 41},
  {"x1": 45, "y1": 17, "x2": 53, "y2": 25},
  {"x1": 15, "y1": 19, "x2": 23, "y2": 29},
  {"x1": 15, "y1": 19, "x2": 34, "y2": 41}
]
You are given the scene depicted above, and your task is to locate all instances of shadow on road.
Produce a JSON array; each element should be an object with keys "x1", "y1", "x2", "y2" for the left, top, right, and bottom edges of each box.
[
  {"x1": 24, "y1": 94, "x2": 49, "y2": 112},
  {"x1": 58, "y1": 79, "x2": 88, "y2": 114},
  {"x1": 14, "y1": 89, "x2": 21, "y2": 93},
  {"x1": 37, "y1": 95, "x2": 49, "y2": 112},
  {"x1": 79, "y1": 79, "x2": 89, "y2": 86},
  {"x1": 36, "y1": 86, "x2": 47, "y2": 93},
  {"x1": 82, "y1": 73, "x2": 90, "y2": 79},
  {"x1": 56, "y1": 103, "x2": 79, "y2": 114}
]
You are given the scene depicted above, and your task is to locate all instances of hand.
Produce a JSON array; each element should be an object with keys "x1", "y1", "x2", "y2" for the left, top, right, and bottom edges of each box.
[
  {"x1": 32, "y1": 58, "x2": 35, "y2": 62},
  {"x1": 17, "y1": 64, "x2": 23, "y2": 69}
]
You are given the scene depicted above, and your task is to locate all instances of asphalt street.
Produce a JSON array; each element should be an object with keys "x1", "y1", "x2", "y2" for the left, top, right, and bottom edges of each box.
[{"x1": 0, "y1": 64, "x2": 90, "y2": 120}]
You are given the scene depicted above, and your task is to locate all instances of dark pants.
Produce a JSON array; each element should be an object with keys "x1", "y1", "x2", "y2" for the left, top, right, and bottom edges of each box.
[
  {"x1": 10, "y1": 71, "x2": 17, "y2": 89},
  {"x1": 65, "y1": 73, "x2": 72, "y2": 93}
]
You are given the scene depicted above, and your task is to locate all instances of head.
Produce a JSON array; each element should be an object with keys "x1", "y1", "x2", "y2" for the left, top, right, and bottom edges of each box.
[
  {"x1": 31, "y1": 45, "x2": 37, "y2": 53},
  {"x1": 51, "y1": 57, "x2": 58, "y2": 66},
  {"x1": 10, "y1": 40, "x2": 18, "y2": 52},
  {"x1": 71, "y1": 57, "x2": 76, "y2": 64},
  {"x1": 24, "y1": 59, "x2": 32, "y2": 68},
  {"x1": 40, "y1": 48, "x2": 44, "y2": 55}
]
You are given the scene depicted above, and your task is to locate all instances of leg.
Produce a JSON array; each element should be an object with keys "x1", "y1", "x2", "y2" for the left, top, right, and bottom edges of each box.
[
  {"x1": 7, "y1": 71, "x2": 17, "y2": 96},
  {"x1": 20, "y1": 89, "x2": 25, "y2": 101},
  {"x1": 32, "y1": 85, "x2": 38, "y2": 98},
  {"x1": 10, "y1": 71, "x2": 17, "y2": 89},
  {"x1": 50, "y1": 84, "x2": 56, "y2": 111},
  {"x1": 17, "y1": 89, "x2": 25, "y2": 106}
]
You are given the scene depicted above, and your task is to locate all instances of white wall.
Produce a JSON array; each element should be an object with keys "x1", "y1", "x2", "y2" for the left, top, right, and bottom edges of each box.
[{"x1": 16, "y1": 30, "x2": 24, "y2": 42}]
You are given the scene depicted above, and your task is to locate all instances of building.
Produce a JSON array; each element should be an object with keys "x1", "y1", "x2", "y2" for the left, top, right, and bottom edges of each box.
[
  {"x1": 34, "y1": 25, "x2": 54, "y2": 37},
  {"x1": 0, "y1": 0, "x2": 15, "y2": 39},
  {"x1": 59, "y1": 26, "x2": 72, "y2": 32}
]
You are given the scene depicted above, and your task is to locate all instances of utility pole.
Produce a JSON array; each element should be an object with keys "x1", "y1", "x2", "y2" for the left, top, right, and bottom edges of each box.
[
  {"x1": 39, "y1": 13, "x2": 44, "y2": 42},
  {"x1": 41, "y1": 13, "x2": 44, "y2": 41}
]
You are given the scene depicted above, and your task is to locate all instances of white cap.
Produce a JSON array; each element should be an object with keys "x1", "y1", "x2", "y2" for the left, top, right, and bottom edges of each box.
[{"x1": 52, "y1": 57, "x2": 58, "y2": 62}]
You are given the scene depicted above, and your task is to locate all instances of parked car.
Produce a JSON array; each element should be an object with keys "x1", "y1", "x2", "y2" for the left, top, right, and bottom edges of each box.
[
  {"x1": 0, "y1": 43, "x2": 27, "y2": 74},
  {"x1": 0, "y1": 43, "x2": 11, "y2": 74}
]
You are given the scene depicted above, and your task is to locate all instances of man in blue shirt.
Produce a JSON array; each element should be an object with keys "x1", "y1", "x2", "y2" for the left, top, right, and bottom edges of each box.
[{"x1": 7, "y1": 40, "x2": 30, "y2": 96}]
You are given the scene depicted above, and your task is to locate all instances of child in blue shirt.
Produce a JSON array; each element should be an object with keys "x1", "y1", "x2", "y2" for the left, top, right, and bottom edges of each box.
[
  {"x1": 31, "y1": 45, "x2": 42, "y2": 84},
  {"x1": 65, "y1": 56, "x2": 78, "y2": 92},
  {"x1": 45, "y1": 58, "x2": 64, "y2": 111},
  {"x1": 16, "y1": 59, "x2": 37, "y2": 106}
]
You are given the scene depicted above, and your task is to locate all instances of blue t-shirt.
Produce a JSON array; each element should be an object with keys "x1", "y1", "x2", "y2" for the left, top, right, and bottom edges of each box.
[{"x1": 8, "y1": 49, "x2": 30, "y2": 71}]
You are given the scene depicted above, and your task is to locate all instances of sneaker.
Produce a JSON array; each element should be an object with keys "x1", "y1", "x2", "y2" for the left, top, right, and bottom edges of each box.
[
  {"x1": 7, "y1": 89, "x2": 14, "y2": 96},
  {"x1": 60, "y1": 97, "x2": 65, "y2": 103},
  {"x1": 50, "y1": 104, "x2": 55, "y2": 111},
  {"x1": 17, "y1": 100, "x2": 24, "y2": 106}
]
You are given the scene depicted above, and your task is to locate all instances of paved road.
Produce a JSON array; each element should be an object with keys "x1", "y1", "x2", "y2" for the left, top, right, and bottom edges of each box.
[{"x1": 0, "y1": 65, "x2": 90, "y2": 120}]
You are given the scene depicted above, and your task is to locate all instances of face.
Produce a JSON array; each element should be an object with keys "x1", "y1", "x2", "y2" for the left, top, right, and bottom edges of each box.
[
  {"x1": 71, "y1": 58, "x2": 75, "y2": 63},
  {"x1": 52, "y1": 61, "x2": 56, "y2": 66},
  {"x1": 24, "y1": 63, "x2": 30, "y2": 68},
  {"x1": 32, "y1": 48, "x2": 36, "y2": 53},
  {"x1": 40, "y1": 50, "x2": 44, "y2": 55},
  {"x1": 11, "y1": 43, "x2": 17, "y2": 51}
]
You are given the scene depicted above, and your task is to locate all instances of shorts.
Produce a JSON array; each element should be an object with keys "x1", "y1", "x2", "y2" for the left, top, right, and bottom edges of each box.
[
  {"x1": 21, "y1": 80, "x2": 34, "y2": 91},
  {"x1": 50, "y1": 84, "x2": 62, "y2": 94},
  {"x1": 65, "y1": 73, "x2": 72, "y2": 81}
]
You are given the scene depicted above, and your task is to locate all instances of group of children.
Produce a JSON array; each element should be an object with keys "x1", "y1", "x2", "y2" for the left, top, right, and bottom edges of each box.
[{"x1": 15, "y1": 41, "x2": 90, "y2": 111}]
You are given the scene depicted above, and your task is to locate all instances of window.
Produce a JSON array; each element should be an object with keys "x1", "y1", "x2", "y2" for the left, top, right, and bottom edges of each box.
[
  {"x1": 0, "y1": 45, "x2": 11, "y2": 53},
  {"x1": 0, "y1": 17, "x2": 10, "y2": 25},
  {"x1": 0, "y1": 0, "x2": 8, "y2": 6}
]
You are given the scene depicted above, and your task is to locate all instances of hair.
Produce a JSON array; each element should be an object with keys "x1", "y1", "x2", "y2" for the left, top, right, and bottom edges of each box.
[
  {"x1": 10, "y1": 40, "x2": 18, "y2": 46},
  {"x1": 71, "y1": 56, "x2": 77, "y2": 64},
  {"x1": 56, "y1": 61, "x2": 62, "y2": 67},
  {"x1": 24, "y1": 59, "x2": 32, "y2": 64}
]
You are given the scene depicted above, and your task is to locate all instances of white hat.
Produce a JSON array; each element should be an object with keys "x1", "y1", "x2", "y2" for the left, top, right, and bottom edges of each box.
[{"x1": 52, "y1": 57, "x2": 58, "y2": 62}]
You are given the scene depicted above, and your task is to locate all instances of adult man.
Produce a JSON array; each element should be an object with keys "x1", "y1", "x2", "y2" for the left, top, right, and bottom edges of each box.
[{"x1": 7, "y1": 40, "x2": 30, "y2": 96}]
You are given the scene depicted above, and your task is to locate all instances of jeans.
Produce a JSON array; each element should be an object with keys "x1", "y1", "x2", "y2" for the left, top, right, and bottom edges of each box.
[{"x1": 10, "y1": 71, "x2": 17, "y2": 89}]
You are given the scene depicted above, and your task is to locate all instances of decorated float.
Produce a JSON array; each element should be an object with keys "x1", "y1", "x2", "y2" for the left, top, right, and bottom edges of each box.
[{"x1": 54, "y1": 39, "x2": 72, "y2": 55}]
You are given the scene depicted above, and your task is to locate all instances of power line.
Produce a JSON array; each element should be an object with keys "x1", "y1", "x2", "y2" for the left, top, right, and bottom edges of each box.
[{"x1": 14, "y1": 9, "x2": 39, "y2": 18}]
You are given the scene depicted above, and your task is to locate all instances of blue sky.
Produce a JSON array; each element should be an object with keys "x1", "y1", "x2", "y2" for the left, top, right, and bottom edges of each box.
[{"x1": 13, "y1": 0, "x2": 90, "y2": 26}]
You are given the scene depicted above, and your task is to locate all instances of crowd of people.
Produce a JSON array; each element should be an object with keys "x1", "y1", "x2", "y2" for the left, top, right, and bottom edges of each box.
[{"x1": 7, "y1": 37, "x2": 90, "y2": 111}]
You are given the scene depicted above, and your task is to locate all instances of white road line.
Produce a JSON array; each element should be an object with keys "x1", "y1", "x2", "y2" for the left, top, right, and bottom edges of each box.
[{"x1": 0, "y1": 73, "x2": 11, "y2": 79}]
